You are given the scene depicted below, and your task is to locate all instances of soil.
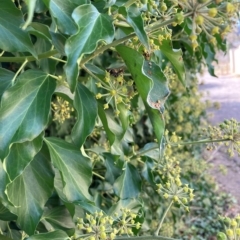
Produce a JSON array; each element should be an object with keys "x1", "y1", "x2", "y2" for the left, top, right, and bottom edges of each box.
[{"x1": 198, "y1": 72, "x2": 240, "y2": 214}]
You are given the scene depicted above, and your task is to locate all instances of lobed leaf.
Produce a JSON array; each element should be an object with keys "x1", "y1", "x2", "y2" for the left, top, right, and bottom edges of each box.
[
  {"x1": 6, "y1": 147, "x2": 54, "y2": 235},
  {"x1": 0, "y1": 70, "x2": 56, "y2": 159},
  {"x1": 64, "y1": 4, "x2": 114, "y2": 92},
  {"x1": 71, "y1": 83, "x2": 97, "y2": 148},
  {"x1": 0, "y1": 0, "x2": 36, "y2": 56},
  {"x1": 44, "y1": 137, "x2": 92, "y2": 202},
  {"x1": 114, "y1": 162, "x2": 141, "y2": 199}
]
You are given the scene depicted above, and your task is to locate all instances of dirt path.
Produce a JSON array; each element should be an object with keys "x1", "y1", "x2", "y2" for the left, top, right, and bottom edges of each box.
[{"x1": 199, "y1": 73, "x2": 240, "y2": 206}]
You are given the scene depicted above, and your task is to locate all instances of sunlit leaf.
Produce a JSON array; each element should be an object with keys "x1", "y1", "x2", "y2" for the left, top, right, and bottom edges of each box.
[
  {"x1": 64, "y1": 4, "x2": 114, "y2": 91},
  {"x1": 0, "y1": 70, "x2": 56, "y2": 159},
  {"x1": 0, "y1": 0, "x2": 36, "y2": 56}
]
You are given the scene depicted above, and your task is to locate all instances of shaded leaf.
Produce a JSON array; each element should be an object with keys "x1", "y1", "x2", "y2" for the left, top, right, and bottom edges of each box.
[
  {"x1": 64, "y1": 4, "x2": 114, "y2": 92},
  {"x1": 114, "y1": 162, "x2": 141, "y2": 199},
  {"x1": 50, "y1": 31, "x2": 66, "y2": 55},
  {"x1": 98, "y1": 103, "x2": 115, "y2": 145},
  {"x1": 26, "y1": 22, "x2": 51, "y2": 42},
  {"x1": 0, "y1": 68, "x2": 14, "y2": 101},
  {"x1": 5, "y1": 134, "x2": 43, "y2": 181},
  {"x1": 44, "y1": 137, "x2": 92, "y2": 202},
  {"x1": 116, "y1": 45, "x2": 168, "y2": 144},
  {"x1": 41, "y1": 206, "x2": 75, "y2": 235},
  {"x1": 0, "y1": 70, "x2": 56, "y2": 159},
  {"x1": 103, "y1": 152, "x2": 121, "y2": 184},
  {"x1": 71, "y1": 83, "x2": 97, "y2": 148},
  {"x1": 0, "y1": 0, "x2": 36, "y2": 56},
  {"x1": 141, "y1": 156, "x2": 155, "y2": 185},
  {"x1": 7, "y1": 147, "x2": 54, "y2": 235},
  {"x1": 0, "y1": 202, "x2": 17, "y2": 221},
  {"x1": 160, "y1": 40, "x2": 185, "y2": 86},
  {"x1": 27, "y1": 230, "x2": 69, "y2": 240}
]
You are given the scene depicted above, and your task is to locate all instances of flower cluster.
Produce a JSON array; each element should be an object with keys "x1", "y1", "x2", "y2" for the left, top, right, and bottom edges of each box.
[
  {"x1": 176, "y1": 0, "x2": 240, "y2": 50},
  {"x1": 95, "y1": 71, "x2": 136, "y2": 116},
  {"x1": 51, "y1": 96, "x2": 74, "y2": 124},
  {"x1": 218, "y1": 215, "x2": 240, "y2": 240},
  {"x1": 201, "y1": 119, "x2": 240, "y2": 157},
  {"x1": 76, "y1": 209, "x2": 141, "y2": 240},
  {"x1": 156, "y1": 176, "x2": 194, "y2": 212}
]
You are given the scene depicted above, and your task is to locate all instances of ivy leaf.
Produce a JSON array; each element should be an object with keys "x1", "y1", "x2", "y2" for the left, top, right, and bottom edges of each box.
[
  {"x1": 116, "y1": 45, "x2": 169, "y2": 144},
  {"x1": 5, "y1": 134, "x2": 43, "y2": 181},
  {"x1": 160, "y1": 40, "x2": 185, "y2": 86},
  {"x1": 98, "y1": 103, "x2": 115, "y2": 145},
  {"x1": 26, "y1": 230, "x2": 69, "y2": 240},
  {"x1": 64, "y1": 4, "x2": 114, "y2": 92},
  {"x1": 103, "y1": 152, "x2": 121, "y2": 184},
  {"x1": 6, "y1": 147, "x2": 54, "y2": 235},
  {"x1": 114, "y1": 162, "x2": 141, "y2": 199},
  {"x1": 0, "y1": 70, "x2": 56, "y2": 159},
  {"x1": 71, "y1": 83, "x2": 97, "y2": 148},
  {"x1": 0, "y1": 0, "x2": 36, "y2": 57},
  {"x1": 119, "y1": 6, "x2": 149, "y2": 49},
  {"x1": 22, "y1": 0, "x2": 37, "y2": 30},
  {"x1": 0, "y1": 202, "x2": 17, "y2": 221},
  {"x1": 41, "y1": 206, "x2": 75, "y2": 236},
  {"x1": 44, "y1": 137, "x2": 92, "y2": 202},
  {"x1": 43, "y1": 0, "x2": 78, "y2": 35},
  {"x1": 26, "y1": 22, "x2": 52, "y2": 42},
  {"x1": 0, "y1": 68, "x2": 14, "y2": 101}
]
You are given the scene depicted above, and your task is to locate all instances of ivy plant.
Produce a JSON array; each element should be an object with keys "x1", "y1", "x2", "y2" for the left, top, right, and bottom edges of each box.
[{"x1": 0, "y1": 0, "x2": 239, "y2": 239}]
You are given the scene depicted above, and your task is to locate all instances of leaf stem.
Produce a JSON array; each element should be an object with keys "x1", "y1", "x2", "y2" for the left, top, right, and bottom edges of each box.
[
  {"x1": 49, "y1": 56, "x2": 67, "y2": 63},
  {"x1": 93, "y1": 171, "x2": 105, "y2": 180},
  {"x1": 154, "y1": 200, "x2": 174, "y2": 236},
  {"x1": 11, "y1": 59, "x2": 28, "y2": 85}
]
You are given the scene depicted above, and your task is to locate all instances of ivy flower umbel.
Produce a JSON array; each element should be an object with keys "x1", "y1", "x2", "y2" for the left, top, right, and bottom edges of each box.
[
  {"x1": 95, "y1": 71, "x2": 136, "y2": 116},
  {"x1": 51, "y1": 96, "x2": 74, "y2": 124},
  {"x1": 76, "y1": 209, "x2": 141, "y2": 240},
  {"x1": 156, "y1": 177, "x2": 194, "y2": 212}
]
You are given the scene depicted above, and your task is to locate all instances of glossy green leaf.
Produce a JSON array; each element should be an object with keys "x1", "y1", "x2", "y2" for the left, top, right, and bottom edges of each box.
[
  {"x1": 0, "y1": 68, "x2": 14, "y2": 101},
  {"x1": 41, "y1": 206, "x2": 75, "y2": 235},
  {"x1": 114, "y1": 162, "x2": 141, "y2": 199},
  {"x1": 120, "y1": 6, "x2": 149, "y2": 49},
  {"x1": 103, "y1": 152, "x2": 121, "y2": 184},
  {"x1": 44, "y1": 137, "x2": 92, "y2": 202},
  {"x1": 116, "y1": 45, "x2": 168, "y2": 143},
  {"x1": 5, "y1": 134, "x2": 43, "y2": 181},
  {"x1": 6, "y1": 148, "x2": 54, "y2": 235},
  {"x1": 0, "y1": 0, "x2": 36, "y2": 57},
  {"x1": 64, "y1": 4, "x2": 114, "y2": 92},
  {"x1": 0, "y1": 161, "x2": 9, "y2": 204},
  {"x1": 141, "y1": 156, "x2": 155, "y2": 185},
  {"x1": 98, "y1": 103, "x2": 115, "y2": 145},
  {"x1": 22, "y1": 0, "x2": 37, "y2": 30},
  {"x1": 43, "y1": 0, "x2": 78, "y2": 35},
  {"x1": 26, "y1": 22, "x2": 51, "y2": 42},
  {"x1": 27, "y1": 230, "x2": 69, "y2": 240},
  {"x1": 50, "y1": 31, "x2": 66, "y2": 55},
  {"x1": 160, "y1": 40, "x2": 185, "y2": 86},
  {"x1": 71, "y1": 83, "x2": 97, "y2": 148},
  {"x1": 0, "y1": 70, "x2": 56, "y2": 159}
]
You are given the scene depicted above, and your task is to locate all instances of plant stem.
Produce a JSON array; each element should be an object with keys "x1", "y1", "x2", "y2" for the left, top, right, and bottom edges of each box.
[
  {"x1": 154, "y1": 200, "x2": 174, "y2": 236},
  {"x1": 11, "y1": 59, "x2": 28, "y2": 84},
  {"x1": 0, "y1": 49, "x2": 58, "y2": 62},
  {"x1": 93, "y1": 171, "x2": 105, "y2": 180},
  {"x1": 50, "y1": 56, "x2": 67, "y2": 63}
]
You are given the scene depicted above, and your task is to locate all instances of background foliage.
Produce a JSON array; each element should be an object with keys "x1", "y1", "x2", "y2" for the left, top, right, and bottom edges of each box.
[{"x1": 0, "y1": 0, "x2": 239, "y2": 239}]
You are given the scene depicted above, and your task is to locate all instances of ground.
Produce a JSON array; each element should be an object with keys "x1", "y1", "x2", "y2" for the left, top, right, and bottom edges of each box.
[{"x1": 199, "y1": 72, "x2": 240, "y2": 214}]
